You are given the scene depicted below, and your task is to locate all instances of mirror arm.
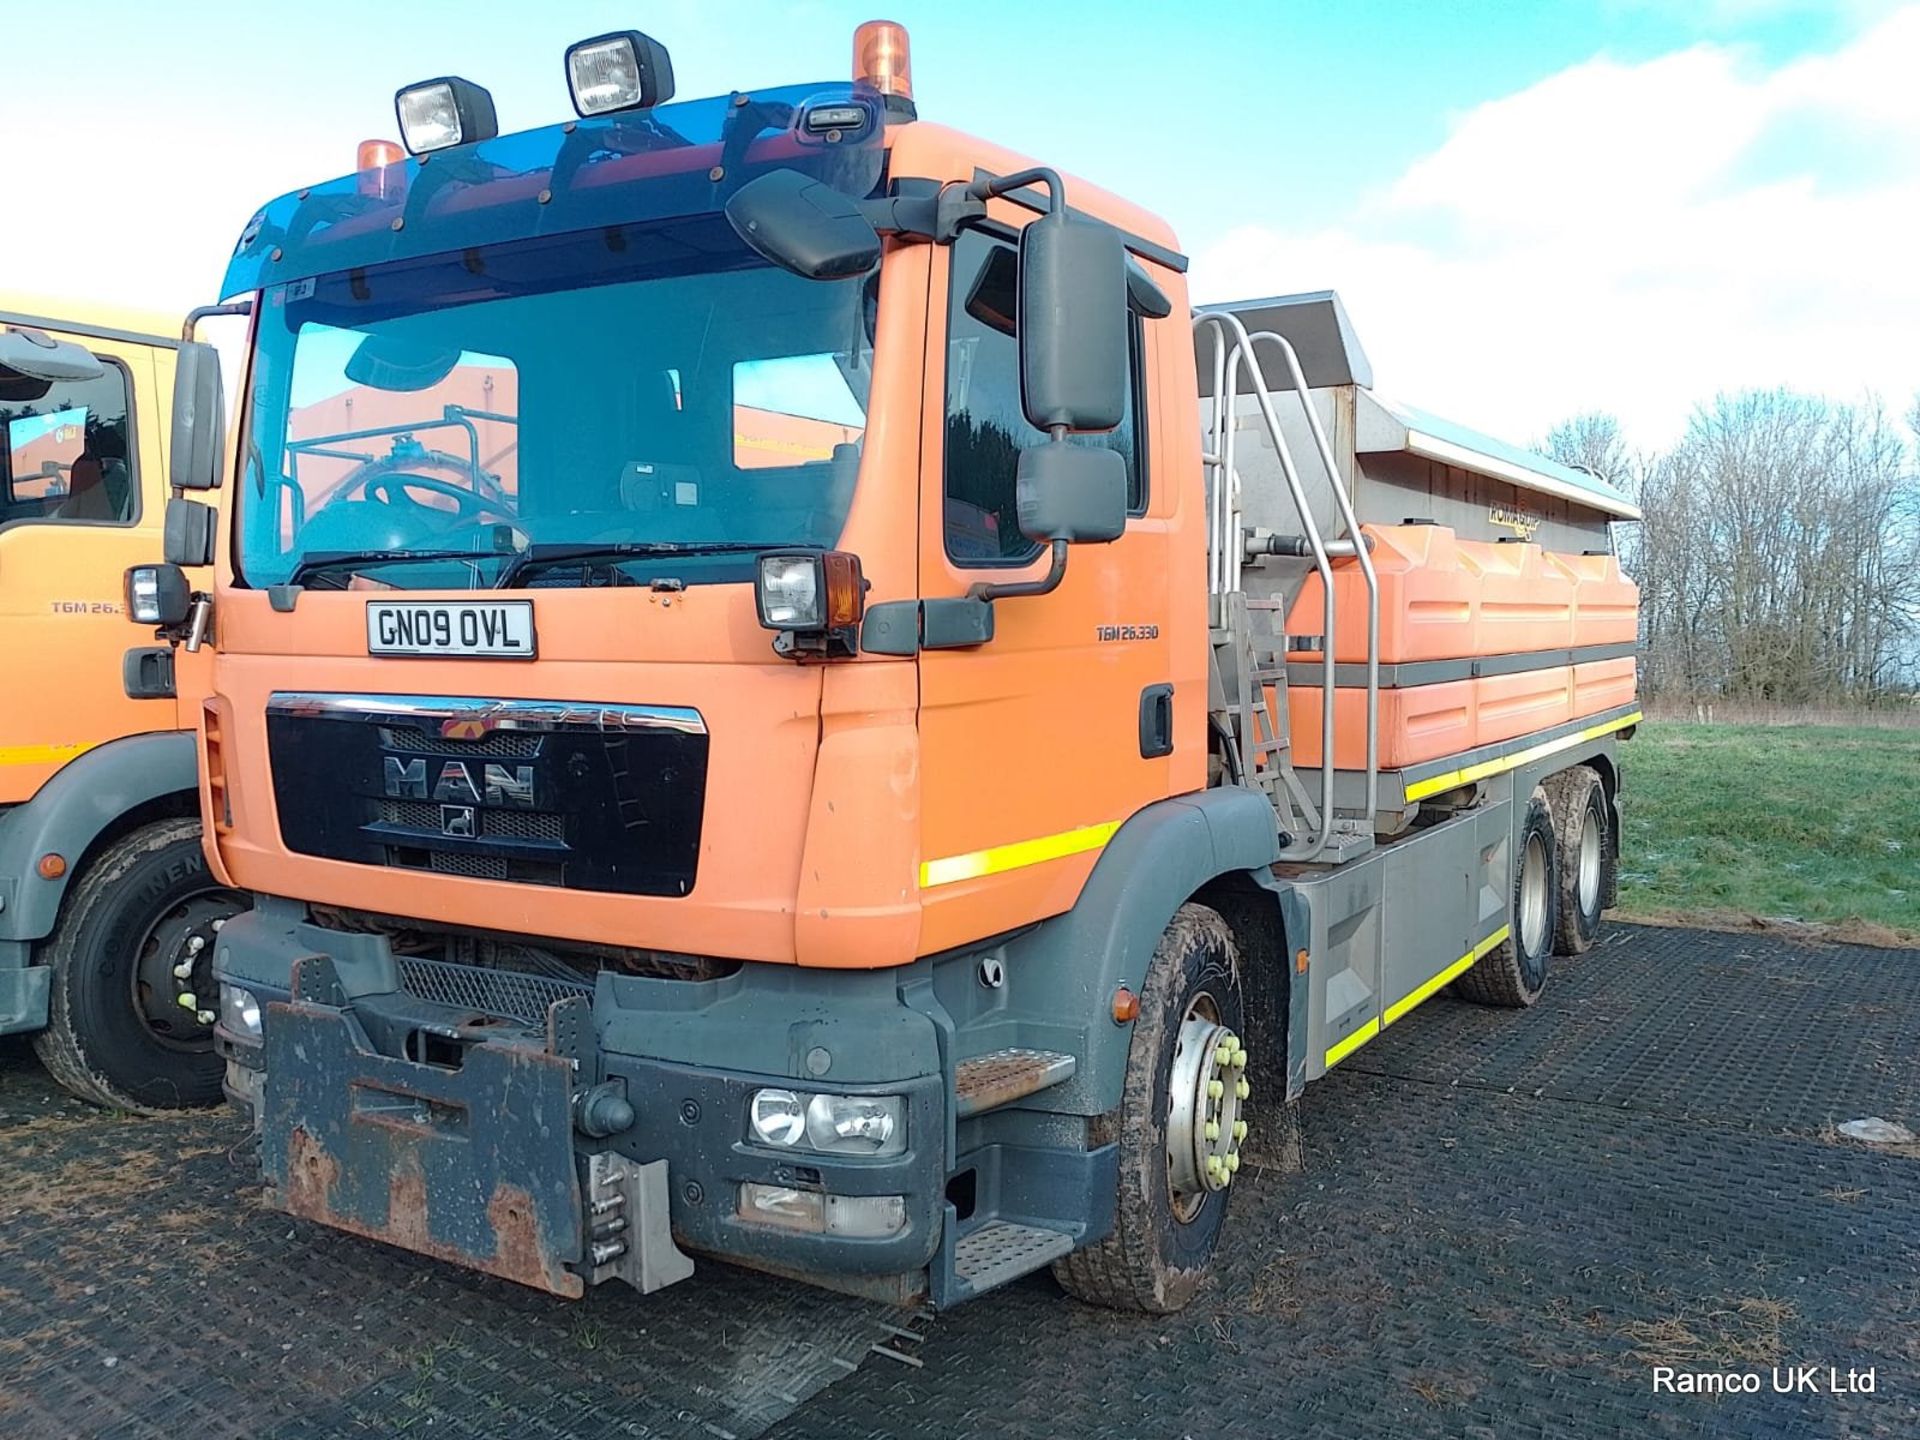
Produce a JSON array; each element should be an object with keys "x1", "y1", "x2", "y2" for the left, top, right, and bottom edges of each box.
[
  {"x1": 182, "y1": 300, "x2": 251, "y2": 343},
  {"x1": 968, "y1": 167, "x2": 1064, "y2": 215},
  {"x1": 967, "y1": 539, "x2": 1067, "y2": 604}
]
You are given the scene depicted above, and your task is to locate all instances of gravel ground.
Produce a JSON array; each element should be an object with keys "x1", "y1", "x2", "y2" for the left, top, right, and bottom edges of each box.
[{"x1": 2, "y1": 922, "x2": 1915, "y2": 1439}]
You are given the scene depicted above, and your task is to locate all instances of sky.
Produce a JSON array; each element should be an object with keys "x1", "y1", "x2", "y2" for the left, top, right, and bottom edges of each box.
[{"x1": 3, "y1": 0, "x2": 1914, "y2": 449}]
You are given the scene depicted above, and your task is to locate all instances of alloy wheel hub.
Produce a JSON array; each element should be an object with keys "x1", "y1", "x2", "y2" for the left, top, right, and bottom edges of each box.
[{"x1": 1166, "y1": 1012, "x2": 1251, "y2": 1212}]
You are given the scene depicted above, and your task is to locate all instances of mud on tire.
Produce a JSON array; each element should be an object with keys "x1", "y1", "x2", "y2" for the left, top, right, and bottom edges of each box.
[
  {"x1": 1454, "y1": 786, "x2": 1557, "y2": 1009},
  {"x1": 1543, "y1": 765, "x2": 1610, "y2": 956},
  {"x1": 1053, "y1": 903, "x2": 1246, "y2": 1314},
  {"x1": 31, "y1": 818, "x2": 246, "y2": 1111}
]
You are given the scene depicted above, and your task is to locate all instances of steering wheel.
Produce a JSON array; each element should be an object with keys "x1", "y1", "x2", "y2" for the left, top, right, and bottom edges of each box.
[{"x1": 361, "y1": 471, "x2": 513, "y2": 527}]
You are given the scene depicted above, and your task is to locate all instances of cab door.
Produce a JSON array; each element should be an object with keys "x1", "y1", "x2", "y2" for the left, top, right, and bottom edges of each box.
[
  {"x1": 913, "y1": 222, "x2": 1199, "y2": 955},
  {"x1": 0, "y1": 327, "x2": 172, "y2": 803}
]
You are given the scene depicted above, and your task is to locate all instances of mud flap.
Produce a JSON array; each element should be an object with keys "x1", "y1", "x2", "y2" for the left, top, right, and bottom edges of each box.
[{"x1": 260, "y1": 959, "x2": 586, "y2": 1298}]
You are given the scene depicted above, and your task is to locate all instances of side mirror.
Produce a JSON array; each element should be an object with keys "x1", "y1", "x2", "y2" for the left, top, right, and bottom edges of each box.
[
  {"x1": 169, "y1": 341, "x2": 225, "y2": 491},
  {"x1": 164, "y1": 496, "x2": 217, "y2": 567},
  {"x1": 1018, "y1": 211, "x2": 1127, "y2": 433},
  {"x1": 1016, "y1": 444, "x2": 1126, "y2": 544},
  {"x1": 725, "y1": 169, "x2": 881, "y2": 281},
  {"x1": 125, "y1": 563, "x2": 193, "y2": 627},
  {"x1": 0, "y1": 324, "x2": 104, "y2": 385}
]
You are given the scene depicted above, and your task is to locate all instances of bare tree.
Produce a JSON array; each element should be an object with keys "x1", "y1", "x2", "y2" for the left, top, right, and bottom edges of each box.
[{"x1": 1546, "y1": 391, "x2": 1920, "y2": 705}]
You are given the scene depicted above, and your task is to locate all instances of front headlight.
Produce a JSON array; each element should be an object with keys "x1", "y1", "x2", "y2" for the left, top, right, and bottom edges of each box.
[
  {"x1": 218, "y1": 982, "x2": 263, "y2": 1042},
  {"x1": 748, "y1": 1087, "x2": 905, "y2": 1156}
]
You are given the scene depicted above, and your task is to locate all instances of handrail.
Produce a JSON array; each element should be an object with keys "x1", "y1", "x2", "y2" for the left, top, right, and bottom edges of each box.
[
  {"x1": 1193, "y1": 308, "x2": 1338, "y2": 859},
  {"x1": 1244, "y1": 330, "x2": 1381, "y2": 821}
]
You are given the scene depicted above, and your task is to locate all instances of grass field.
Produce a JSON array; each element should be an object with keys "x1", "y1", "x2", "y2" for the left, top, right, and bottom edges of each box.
[{"x1": 1615, "y1": 720, "x2": 1920, "y2": 944}]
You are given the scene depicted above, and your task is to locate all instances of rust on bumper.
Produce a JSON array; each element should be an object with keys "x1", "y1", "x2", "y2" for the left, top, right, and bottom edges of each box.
[{"x1": 262, "y1": 987, "x2": 586, "y2": 1299}]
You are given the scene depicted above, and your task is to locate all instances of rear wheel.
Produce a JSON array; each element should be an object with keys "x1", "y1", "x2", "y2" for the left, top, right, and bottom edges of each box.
[
  {"x1": 1545, "y1": 766, "x2": 1610, "y2": 955},
  {"x1": 1454, "y1": 787, "x2": 1557, "y2": 1008},
  {"x1": 31, "y1": 818, "x2": 249, "y2": 1110},
  {"x1": 1053, "y1": 903, "x2": 1248, "y2": 1314}
]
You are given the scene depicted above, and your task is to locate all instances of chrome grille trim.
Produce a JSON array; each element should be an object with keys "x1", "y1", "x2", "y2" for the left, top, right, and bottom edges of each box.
[{"x1": 267, "y1": 693, "x2": 707, "y2": 736}]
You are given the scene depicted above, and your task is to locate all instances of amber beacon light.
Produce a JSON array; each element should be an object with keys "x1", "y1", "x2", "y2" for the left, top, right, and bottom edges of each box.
[{"x1": 853, "y1": 20, "x2": 912, "y2": 101}]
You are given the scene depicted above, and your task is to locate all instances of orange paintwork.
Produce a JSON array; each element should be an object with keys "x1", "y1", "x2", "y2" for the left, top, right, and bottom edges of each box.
[
  {"x1": 0, "y1": 294, "x2": 202, "y2": 805},
  {"x1": 1287, "y1": 655, "x2": 1638, "y2": 771},
  {"x1": 1287, "y1": 525, "x2": 1637, "y2": 663},
  {"x1": 202, "y1": 120, "x2": 1206, "y2": 969}
]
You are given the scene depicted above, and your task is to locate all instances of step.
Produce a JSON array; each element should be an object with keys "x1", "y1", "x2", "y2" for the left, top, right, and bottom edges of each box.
[
  {"x1": 951, "y1": 1220, "x2": 1075, "y2": 1299},
  {"x1": 953, "y1": 1048, "x2": 1075, "y2": 1118}
]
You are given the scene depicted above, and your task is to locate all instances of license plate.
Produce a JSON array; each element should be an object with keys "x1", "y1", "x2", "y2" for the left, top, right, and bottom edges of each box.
[{"x1": 366, "y1": 600, "x2": 536, "y2": 659}]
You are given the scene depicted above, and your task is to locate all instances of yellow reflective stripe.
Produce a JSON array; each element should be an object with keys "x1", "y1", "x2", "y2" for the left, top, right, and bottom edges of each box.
[
  {"x1": 919, "y1": 819, "x2": 1122, "y2": 889},
  {"x1": 1404, "y1": 710, "x2": 1642, "y2": 802},
  {"x1": 1384, "y1": 925, "x2": 1509, "y2": 1027},
  {"x1": 0, "y1": 742, "x2": 96, "y2": 768},
  {"x1": 1323, "y1": 1018, "x2": 1379, "y2": 1069}
]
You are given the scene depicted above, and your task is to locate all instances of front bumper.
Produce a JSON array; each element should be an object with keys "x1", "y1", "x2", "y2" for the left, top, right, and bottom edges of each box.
[{"x1": 215, "y1": 902, "x2": 946, "y2": 1296}]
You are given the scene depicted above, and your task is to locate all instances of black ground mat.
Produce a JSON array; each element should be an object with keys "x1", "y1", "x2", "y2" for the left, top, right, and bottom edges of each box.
[
  {"x1": 1348, "y1": 922, "x2": 1920, "y2": 1135},
  {"x1": 0, "y1": 1045, "x2": 902, "y2": 1440},
  {"x1": 3, "y1": 923, "x2": 1917, "y2": 1439}
]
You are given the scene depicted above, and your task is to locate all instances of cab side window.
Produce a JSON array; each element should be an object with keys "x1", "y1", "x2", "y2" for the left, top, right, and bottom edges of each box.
[
  {"x1": 942, "y1": 228, "x2": 1144, "y2": 564},
  {"x1": 0, "y1": 356, "x2": 138, "y2": 530}
]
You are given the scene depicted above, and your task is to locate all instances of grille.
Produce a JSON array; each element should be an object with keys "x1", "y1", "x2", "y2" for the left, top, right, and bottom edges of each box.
[
  {"x1": 377, "y1": 725, "x2": 542, "y2": 759},
  {"x1": 429, "y1": 851, "x2": 507, "y2": 880},
  {"x1": 378, "y1": 800, "x2": 566, "y2": 841},
  {"x1": 396, "y1": 954, "x2": 592, "y2": 1026}
]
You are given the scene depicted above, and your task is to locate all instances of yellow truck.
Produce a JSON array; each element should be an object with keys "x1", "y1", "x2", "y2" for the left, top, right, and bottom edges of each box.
[{"x1": 0, "y1": 295, "x2": 243, "y2": 1107}]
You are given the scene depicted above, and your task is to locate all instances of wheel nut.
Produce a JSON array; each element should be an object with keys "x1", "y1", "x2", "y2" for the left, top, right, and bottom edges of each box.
[
  {"x1": 1214, "y1": 1044, "x2": 1232, "y2": 1065},
  {"x1": 1207, "y1": 1079, "x2": 1224, "y2": 1100},
  {"x1": 172, "y1": 961, "x2": 194, "y2": 979},
  {"x1": 1227, "y1": 1152, "x2": 1241, "y2": 1173},
  {"x1": 1233, "y1": 1120, "x2": 1248, "y2": 1141},
  {"x1": 188, "y1": 936, "x2": 206, "y2": 953},
  {"x1": 196, "y1": 1009, "x2": 216, "y2": 1025},
  {"x1": 176, "y1": 992, "x2": 198, "y2": 1010},
  {"x1": 1232, "y1": 1048, "x2": 1248, "y2": 1068},
  {"x1": 1204, "y1": 1120, "x2": 1219, "y2": 1141},
  {"x1": 1236, "y1": 1078, "x2": 1251, "y2": 1099}
]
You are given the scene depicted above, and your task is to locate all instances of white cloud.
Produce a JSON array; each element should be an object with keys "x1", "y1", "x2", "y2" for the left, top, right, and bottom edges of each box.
[{"x1": 1191, "y1": 8, "x2": 1920, "y2": 448}]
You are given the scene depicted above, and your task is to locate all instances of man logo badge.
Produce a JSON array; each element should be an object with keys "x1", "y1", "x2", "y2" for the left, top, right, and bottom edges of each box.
[{"x1": 440, "y1": 805, "x2": 477, "y2": 839}]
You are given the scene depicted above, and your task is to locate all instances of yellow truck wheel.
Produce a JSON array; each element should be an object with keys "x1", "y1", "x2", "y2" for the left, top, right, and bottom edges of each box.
[{"x1": 31, "y1": 818, "x2": 248, "y2": 1110}]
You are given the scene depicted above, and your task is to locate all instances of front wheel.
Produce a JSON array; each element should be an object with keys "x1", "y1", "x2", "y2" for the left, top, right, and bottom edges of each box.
[
  {"x1": 31, "y1": 818, "x2": 249, "y2": 1110},
  {"x1": 1053, "y1": 903, "x2": 1249, "y2": 1314}
]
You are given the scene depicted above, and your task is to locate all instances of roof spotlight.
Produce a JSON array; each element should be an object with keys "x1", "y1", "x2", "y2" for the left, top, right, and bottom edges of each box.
[
  {"x1": 565, "y1": 31, "x2": 675, "y2": 117},
  {"x1": 394, "y1": 77, "x2": 499, "y2": 155}
]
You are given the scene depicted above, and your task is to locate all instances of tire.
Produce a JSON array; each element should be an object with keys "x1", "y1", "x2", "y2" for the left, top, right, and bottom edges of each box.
[
  {"x1": 1454, "y1": 787, "x2": 1557, "y2": 1009},
  {"x1": 1053, "y1": 903, "x2": 1248, "y2": 1314},
  {"x1": 31, "y1": 818, "x2": 248, "y2": 1111},
  {"x1": 1544, "y1": 766, "x2": 1610, "y2": 955}
]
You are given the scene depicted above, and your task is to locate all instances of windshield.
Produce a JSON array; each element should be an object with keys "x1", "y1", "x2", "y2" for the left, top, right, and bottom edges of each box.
[{"x1": 238, "y1": 213, "x2": 875, "y2": 589}]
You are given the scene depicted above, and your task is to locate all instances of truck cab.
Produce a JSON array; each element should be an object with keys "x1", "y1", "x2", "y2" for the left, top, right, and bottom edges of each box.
[
  {"x1": 190, "y1": 23, "x2": 1637, "y2": 1313},
  {"x1": 0, "y1": 295, "x2": 245, "y2": 1107}
]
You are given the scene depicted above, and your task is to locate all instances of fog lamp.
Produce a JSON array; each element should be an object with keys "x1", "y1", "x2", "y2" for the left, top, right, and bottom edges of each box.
[
  {"x1": 394, "y1": 77, "x2": 498, "y2": 155},
  {"x1": 738, "y1": 1184, "x2": 908, "y2": 1238},
  {"x1": 565, "y1": 31, "x2": 675, "y2": 117},
  {"x1": 218, "y1": 982, "x2": 263, "y2": 1042}
]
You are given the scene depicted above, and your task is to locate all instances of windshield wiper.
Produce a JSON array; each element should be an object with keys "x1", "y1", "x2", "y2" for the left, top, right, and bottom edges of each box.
[
  {"x1": 284, "y1": 548, "x2": 504, "y2": 589},
  {"x1": 494, "y1": 541, "x2": 770, "y2": 589}
]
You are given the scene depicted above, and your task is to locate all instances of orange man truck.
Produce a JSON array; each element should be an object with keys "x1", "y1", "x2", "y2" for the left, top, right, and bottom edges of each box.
[
  {"x1": 137, "y1": 22, "x2": 1640, "y2": 1311},
  {"x1": 1, "y1": 296, "x2": 244, "y2": 1108}
]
